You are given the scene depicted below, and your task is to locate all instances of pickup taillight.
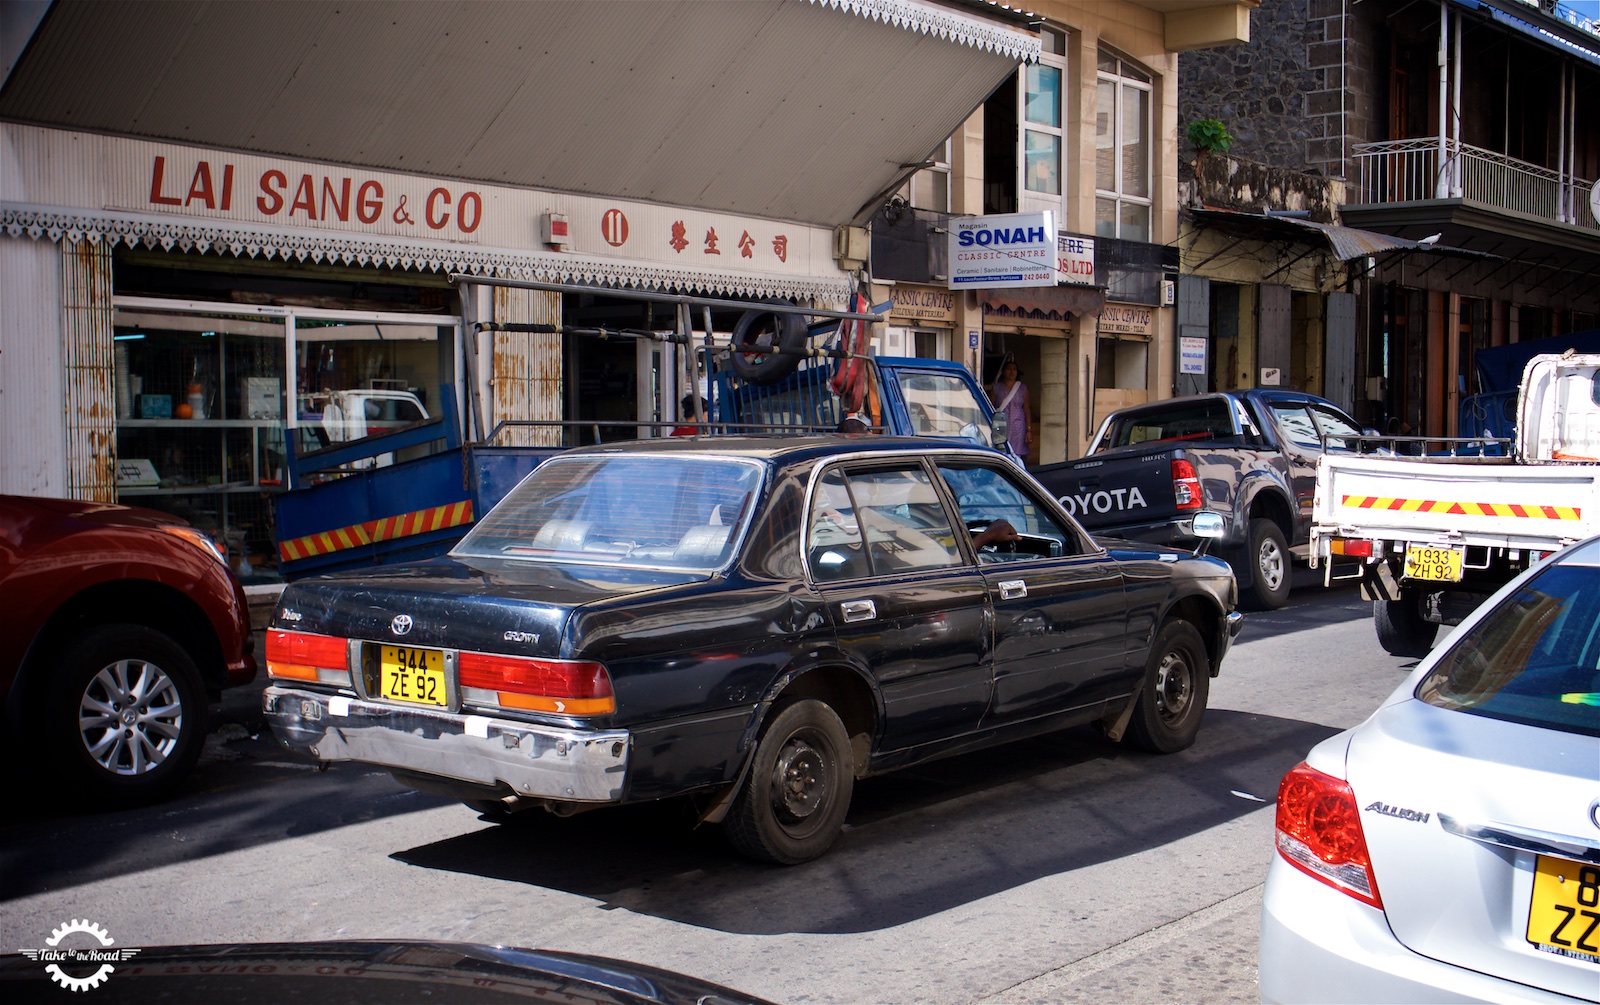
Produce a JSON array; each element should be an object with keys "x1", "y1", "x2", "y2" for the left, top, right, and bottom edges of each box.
[{"x1": 1172, "y1": 458, "x2": 1202, "y2": 510}]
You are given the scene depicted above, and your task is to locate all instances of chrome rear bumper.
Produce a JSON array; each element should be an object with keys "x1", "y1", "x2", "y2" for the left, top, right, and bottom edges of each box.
[{"x1": 263, "y1": 686, "x2": 629, "y2": 802}]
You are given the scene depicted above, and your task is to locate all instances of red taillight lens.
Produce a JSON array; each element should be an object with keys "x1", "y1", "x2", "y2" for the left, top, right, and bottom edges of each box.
[
  {"x1": 458, "y1": 652, "x2": 615, "y2": 715},
  {"x1": 1330, "y1": 537, "x2": 1374, "y2": 558},
  {"x1": 266, "y1": 630, "x2": 349, "y2": 682},
  {"x1": 1275, "y1": 761, "x2": 1383, "y2": 909},
  {"x1": 1172, "y1": 458, "x2": 1202, "y2": 510}
]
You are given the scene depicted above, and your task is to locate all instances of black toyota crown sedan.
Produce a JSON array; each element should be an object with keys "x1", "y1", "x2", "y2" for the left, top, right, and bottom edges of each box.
[{"x1": 264, "y1": 437, "x2": 1242, "y2": 863}]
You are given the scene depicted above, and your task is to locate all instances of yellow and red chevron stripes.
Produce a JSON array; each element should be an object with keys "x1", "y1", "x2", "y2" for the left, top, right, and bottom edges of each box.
[
  {"x1": 1340, "y1": 495, "x2": 1580, "y2": 521},
  {"x1": 278, "y1": 500, "x2": 474, "y2": 563}
]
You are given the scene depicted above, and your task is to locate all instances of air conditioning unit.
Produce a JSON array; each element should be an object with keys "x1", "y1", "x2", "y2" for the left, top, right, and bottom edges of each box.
[{"x1": 833, "y1": 225, "x2": 869, "y2": 270}]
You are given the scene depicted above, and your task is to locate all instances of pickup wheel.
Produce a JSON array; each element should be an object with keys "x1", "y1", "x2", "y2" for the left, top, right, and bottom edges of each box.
[
  {"x1": 46, "y1": 624, "x2": 207, "y2": 806},
  {"x1": 723, "y1": 699, "x2": 853, "y2": 864},
  {"x1": 1374, "y1": 591, "x2": 1438, "y2": 657},
  {"x1": 1125, "y1": 619, "x2": 1211, "y2": 753},
  {"x1": 1240, "y1": 518, "x2": 1291, "y2": 611}
]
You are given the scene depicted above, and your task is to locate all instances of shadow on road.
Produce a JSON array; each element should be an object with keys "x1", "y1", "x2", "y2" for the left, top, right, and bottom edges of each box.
[{"x1": 392, "y1": 707, "x2": 1336, "y2": 935}]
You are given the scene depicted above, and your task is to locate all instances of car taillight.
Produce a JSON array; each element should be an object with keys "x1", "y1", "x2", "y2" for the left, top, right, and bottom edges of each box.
[
  {"x1": 1330, "y1": 537, "x2": 1374, "y2": 558},
  {"x1": 1275, "y1": 761, "x2": 1383, "y2": 909},
  {"x1": 266, "y1": 630, "x2": 352, "y2": 686},
  {"x1": 457, "y1": 652, "x2": 615, "y2": 715},
  {"x1": 1172, "y1": 458, "x2": 1202, "y2": 510}
]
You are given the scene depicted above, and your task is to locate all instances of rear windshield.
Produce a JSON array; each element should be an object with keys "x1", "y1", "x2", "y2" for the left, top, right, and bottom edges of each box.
[
  {"x1": 1097, "y1": 400, "x2": 1236, "y2": 450},
  {"x1": 1416, "y1": 548, "x2": 1600, "y2": 738},
  {"x1": 454, "y1": 454, "x2": 764, "y2": 572}
]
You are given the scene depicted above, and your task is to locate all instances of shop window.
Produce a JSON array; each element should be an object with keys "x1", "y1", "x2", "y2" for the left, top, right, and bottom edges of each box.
[
  {"x1": 114, "y1": 309, "x2": 290, "y2": 582},
  {"x1": 112, "y1": 304, "x2": 456, "y2": 582},
  {"x1": 295, "y1": 320, "x2": 450, "y2": 463},
  {"x1": 1095, "y1": 49, "x2": 1152, "y2": 242}
]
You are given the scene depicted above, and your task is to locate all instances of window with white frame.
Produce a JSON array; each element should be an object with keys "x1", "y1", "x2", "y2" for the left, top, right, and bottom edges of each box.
[
  {"x1": 1019, "y1": 26, "x2": 1068, "y2": 221},
  {"x1": 1095, "y1": 49, "x2": 1152, "y2": 242},
  {"x1": 897, "y1": 137, "x2": 951, "y2": 213}
]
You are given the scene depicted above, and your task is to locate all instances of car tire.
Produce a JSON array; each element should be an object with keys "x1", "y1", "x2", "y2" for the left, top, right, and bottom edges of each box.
[
  {"x1": 1374, "y1": 591, "x2": 1437, "y2": 657},
  {"x1": 723, "y1": 698, "x2": 854, "y2": 864},
  {"x1": 1239, "y1": 518, "x2": 1291, "y2": 611},
  {"x1": 1125, "y1": 619, "x2": 1211, "y2": 754},
  {"x1": 724, "y1": 300, "x2": 807, "y2": 386},
  {"x1": 46, "y1": 624, "x2": 207, "y2": 806}
]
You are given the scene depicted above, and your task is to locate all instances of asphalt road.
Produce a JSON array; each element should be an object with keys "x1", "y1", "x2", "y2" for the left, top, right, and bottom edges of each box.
[{"x1": 0, "y1": 577, "x2": 1424, "y2": 1003}]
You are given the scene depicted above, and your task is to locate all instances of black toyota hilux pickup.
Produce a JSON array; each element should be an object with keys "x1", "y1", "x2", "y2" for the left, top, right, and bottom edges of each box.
[{"x1": 1032, "y1": 390, "x2": 1369, "y2": 610}]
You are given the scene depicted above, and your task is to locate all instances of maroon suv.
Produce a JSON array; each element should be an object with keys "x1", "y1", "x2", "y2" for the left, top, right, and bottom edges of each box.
[{"x1": 0, "y1": 494, "x2": 257, "y2": 805}]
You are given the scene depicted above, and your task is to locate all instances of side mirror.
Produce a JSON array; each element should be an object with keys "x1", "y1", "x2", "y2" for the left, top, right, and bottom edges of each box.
[
  {"x1": 1190, "y1": 511, "x2": 1225, "y2": 556},
  {"x1": 991, "y1": 409, "x2": 1009, "y2": 446}
]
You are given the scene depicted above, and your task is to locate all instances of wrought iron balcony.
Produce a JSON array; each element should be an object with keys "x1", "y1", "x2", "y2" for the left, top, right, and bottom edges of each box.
[{"x1": 1352, "y1": 138, "x2": 1599, "y2": 234}]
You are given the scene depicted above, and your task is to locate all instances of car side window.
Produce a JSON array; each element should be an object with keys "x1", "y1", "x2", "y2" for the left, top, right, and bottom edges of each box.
[
  {"x1": 1309, "y1": 403, "x2": 1363, "y2": 450},
  {"x1": 807, "y1": 465, "x2": 964, "y2": 581},
  {"x1": 935, "y1": 463, "x2": 1073, "y2": 562},
  {"x1": 1269, "y1": 403, "x2": 1320, "y2": 448}
]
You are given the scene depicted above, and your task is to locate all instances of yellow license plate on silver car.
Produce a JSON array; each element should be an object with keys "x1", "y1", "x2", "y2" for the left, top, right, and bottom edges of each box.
[
  {"x1": 379, "y1": 645, "x2": 446, "y2": 706},
  {"x1": 1526, "y1": 854, "x2": 1600, "y2": 962},
  {"x1": 1403, "y1": 544, "x2": 1463, "y2": 582}
]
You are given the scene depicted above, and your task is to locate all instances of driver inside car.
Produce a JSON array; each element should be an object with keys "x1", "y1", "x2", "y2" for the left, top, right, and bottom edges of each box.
[{"x1": 970, "y1": 518, "x2": 1021, "y2": 551}]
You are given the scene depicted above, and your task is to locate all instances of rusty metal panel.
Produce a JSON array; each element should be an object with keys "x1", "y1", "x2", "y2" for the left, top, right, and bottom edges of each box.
[
  {"x1": 0, "y1": 1, "x2": 1031, "y2": 227},
  {"x1": 61, "y1": 240, "x2": 116, "y2": 501},
  {"x1": 61, "y1": 240, "x2": 117, "y2": 501},
  {"x1": 490, "y1": 288, "x2": 561, "y2": 447},
  {"x1": 0, "y1": 235, "x2": 67, "y2": 496}
]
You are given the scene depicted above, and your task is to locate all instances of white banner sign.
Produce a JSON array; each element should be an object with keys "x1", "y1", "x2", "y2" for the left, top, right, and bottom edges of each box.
[
  {"x1": 1057, "y1": 234, "x2": 1096, "y2": 286},
  {"x1": 948, "y1": 212, "x2": 1056, "y2": 289},
  {"x1": 1180, "y1": 336, "x2": 1208, "y2": 375}
]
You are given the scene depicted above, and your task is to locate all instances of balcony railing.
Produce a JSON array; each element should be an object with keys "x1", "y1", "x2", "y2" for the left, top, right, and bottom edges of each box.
[{"x1": 1352, "y1": 138, "x2": 1599, "y2": 233}]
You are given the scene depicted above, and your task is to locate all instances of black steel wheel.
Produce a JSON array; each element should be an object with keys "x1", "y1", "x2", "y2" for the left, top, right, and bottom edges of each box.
[
  {"x1": 1239, "y1": 518, "x2": 1291, "y2": 611},
  {"x1": 724, "y1": 698, "x2": 853, "y2": 864},
  {"x1": 47, "y1": 624, "x2": 207, "y2": 806},
  {"x1": 1374, "y1": 590, "x2": 1438, "y2": 657},
  {"x1": 724, "y1": 299, "x2": 807, "y2": 385},
  {"x1": 1125, "y1": 619, "x2": 1211, "y2": 754}
]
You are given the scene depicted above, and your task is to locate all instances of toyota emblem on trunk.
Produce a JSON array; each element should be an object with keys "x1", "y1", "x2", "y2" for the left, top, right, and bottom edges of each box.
[{"x1": 391, "y1": 615, "x2": 413, "y2": 636}]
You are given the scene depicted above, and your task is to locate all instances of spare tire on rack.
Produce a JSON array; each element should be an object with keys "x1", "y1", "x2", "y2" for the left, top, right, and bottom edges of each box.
[{"x1": 724, "y1": 298, "x2": 808, "y2": 385}]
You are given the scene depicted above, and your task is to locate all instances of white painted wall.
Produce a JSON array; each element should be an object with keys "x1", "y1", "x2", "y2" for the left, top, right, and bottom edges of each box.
[{"x1": 0, "y1": 235, "x2": 66, "y2": 496}]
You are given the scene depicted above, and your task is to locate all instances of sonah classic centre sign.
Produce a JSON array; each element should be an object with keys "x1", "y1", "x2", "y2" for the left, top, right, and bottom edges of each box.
[{"x1": 947, "y1": 212, "x2": 1056, "y2": 289}]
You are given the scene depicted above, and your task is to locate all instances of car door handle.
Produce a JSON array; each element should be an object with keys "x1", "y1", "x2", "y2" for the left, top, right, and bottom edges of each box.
[
  {"x1": 840, "y1": 599, "x2": 877, "y2": 623},
  {"x1": 999, "y1": 580, "x2": 1027, "y2": 600}
]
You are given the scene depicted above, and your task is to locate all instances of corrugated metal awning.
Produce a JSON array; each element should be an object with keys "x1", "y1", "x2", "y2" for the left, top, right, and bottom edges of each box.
[
  {"x1": 1448, "y1": 0, "x2": 1600, "y2": 69},
  {"x1": 0, "y1": 0, "x2": 1038, "y2": 228},
  {"x1": 1184, "y1": 207, "x2": 1501, "y2": 261}
]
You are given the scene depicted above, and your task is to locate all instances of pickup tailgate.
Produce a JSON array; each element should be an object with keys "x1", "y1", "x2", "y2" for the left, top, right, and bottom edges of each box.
[
  {"x1": 1313, "y1": 453, "x2": 1600, "y2": 550},
  {"x1": 1033, "y1": 447, "x2": 1179, "y2": 531}
]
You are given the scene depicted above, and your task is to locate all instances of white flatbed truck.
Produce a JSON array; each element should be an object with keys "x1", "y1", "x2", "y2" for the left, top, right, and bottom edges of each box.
[{"x1": 1310, "y1": 352, "x2": 1600, "y2": 655}]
